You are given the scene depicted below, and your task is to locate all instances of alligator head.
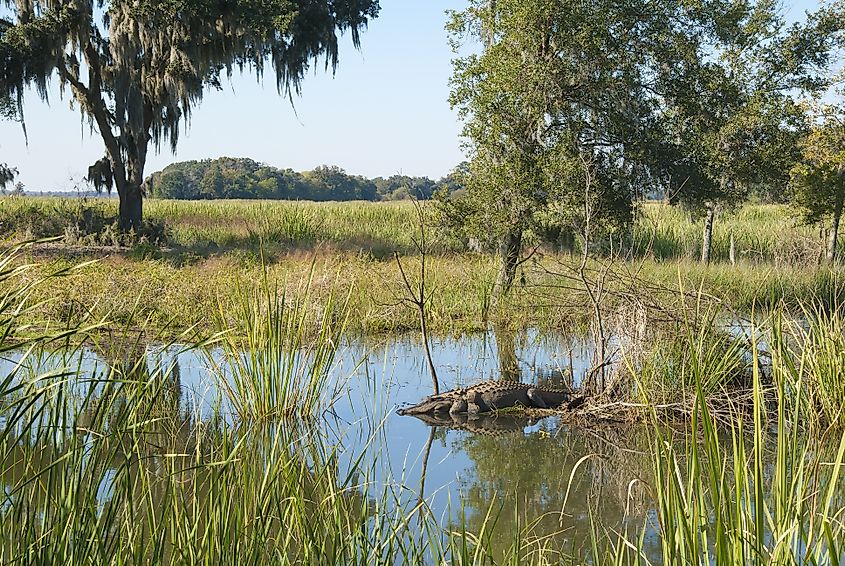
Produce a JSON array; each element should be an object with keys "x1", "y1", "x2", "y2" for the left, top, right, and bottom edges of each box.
[{"x1": 396, "y1": 389, "x2": 467, "y2": 416}]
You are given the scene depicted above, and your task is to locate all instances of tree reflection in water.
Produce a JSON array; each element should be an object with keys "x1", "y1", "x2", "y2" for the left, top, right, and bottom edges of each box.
[{"x1": 445, "y1": 420, "x2": 658, "y2": 561}]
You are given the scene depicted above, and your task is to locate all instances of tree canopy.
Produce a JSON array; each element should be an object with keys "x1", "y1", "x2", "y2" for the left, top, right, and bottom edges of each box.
[
  {"x1": 1, "y1": 0, "x2": 380, "y2": 229},
  {"x1": 0, "y1": 95, "x2": 16, "y2": 190},
  {"x1": 444, "y1": 0, "x2": 845, "y2": 287},
  {"x1": 445, "y1": 0, "x2": 715, "y2": 293},
  {"x1": 145, "y1": 157, "x2": 459, "y2": 201}
]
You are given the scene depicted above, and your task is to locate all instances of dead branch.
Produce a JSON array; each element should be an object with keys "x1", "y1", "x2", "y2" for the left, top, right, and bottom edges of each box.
[{"x1": 394, "y1": 198, "x2": 440, "y2": 394}]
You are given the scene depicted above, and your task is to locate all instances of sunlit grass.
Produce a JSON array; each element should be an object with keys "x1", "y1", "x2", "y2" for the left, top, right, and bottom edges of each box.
[
  {"x1": 1, "y1": 197, "x2": 843, "y2": 338},
  {"x1": 0, "y1": 197, "x2": 827, "y2": 263},
  {"x1": 634, "y1": 202, "x2": 821, "y2": 263},
  {"x1": 4, "y1": 242, "x2": 845, "y2": 563}
]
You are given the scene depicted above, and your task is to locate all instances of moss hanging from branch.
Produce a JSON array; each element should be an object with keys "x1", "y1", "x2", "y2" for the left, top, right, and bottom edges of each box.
[{"x1": 0, "y1": 0, "x2": 380, "y2": 229}]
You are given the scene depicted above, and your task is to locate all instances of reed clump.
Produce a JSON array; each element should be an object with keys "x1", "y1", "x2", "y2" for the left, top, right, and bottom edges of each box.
[
  {"x1": 615, "y1": 332, "x2": 845, "y2": 565},
  {"x1": 209, "y1": 266, "x2": 349, "y2": 421}
]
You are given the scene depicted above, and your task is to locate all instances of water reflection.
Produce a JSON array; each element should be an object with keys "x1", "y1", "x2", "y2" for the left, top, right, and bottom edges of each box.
[
  {"x1": 454, "y1": 423, "x2": 657, "y2": 559},
  {"x1": 493, "y1": 323, "x2": 521, "y2": 381},
  {"x1": 0, "y1": 327, "x2": 627, "y2": 559},
  {"x1": 4, "y1": 327, "x2": 842, "y2": 562}
]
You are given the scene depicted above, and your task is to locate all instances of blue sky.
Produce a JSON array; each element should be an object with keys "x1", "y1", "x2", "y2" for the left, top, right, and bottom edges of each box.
[
  {"x1": 0, "y1": 0, "x2": 827, "y2": 192},
  {"x1": 1, "y1": 1, "x2": 467, "y2": 191}
]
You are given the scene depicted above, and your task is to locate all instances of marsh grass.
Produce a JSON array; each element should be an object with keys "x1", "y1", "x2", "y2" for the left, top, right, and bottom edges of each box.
[
  {"x1": 632, "y1": 307, "x2": 750, "y2": 404},
  {"x1": 209, "y1": 263, "x2": 350, "y2": 420},
  {"x1": 635, "y1": 344, "x2": 845, "y2": 565},
  {"x1": 5, "y1": 244, "x2": 845, "y2": 563},
  {"x1": 633, "y1": 202, "x2": 822, "y2": 264},
  {"x1": 579, "y1": 312, "x2": 845, "y2": 564},
  {"x1": 0, "y1": 197, "x2": 827, "y2": 263},
  {"x1": 3, "y1": 198, "x2": 845, "y2": 336},
  {"x1": 772, "y1": 304, "x2": 845, "y2": 430}
]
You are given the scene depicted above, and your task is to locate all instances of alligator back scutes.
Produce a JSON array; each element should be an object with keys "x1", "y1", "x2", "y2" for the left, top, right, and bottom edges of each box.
[{"x1": 465, "y1": 380, "x2": 569, "y2": 395}]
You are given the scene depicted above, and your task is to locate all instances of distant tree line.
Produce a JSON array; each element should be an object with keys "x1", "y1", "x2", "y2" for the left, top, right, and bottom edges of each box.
[{"x1": 144, "y1": 158, "x2": 460, "y2": 202}]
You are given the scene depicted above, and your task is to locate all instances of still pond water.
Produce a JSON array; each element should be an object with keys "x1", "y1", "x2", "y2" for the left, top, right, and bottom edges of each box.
[{"x1": 2, "y1": 329, "x2": 664, "y2": 558}]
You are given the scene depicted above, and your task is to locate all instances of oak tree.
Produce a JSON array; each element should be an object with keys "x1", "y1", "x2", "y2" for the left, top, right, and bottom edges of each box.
[
  {"x1": 1, "y1": 0, "x2": 379, "y2": 230},
  {"x1": 445, "y1": 0, "x2": 705, "y2": 295},
  {"x1": 791, "y1": 100, "x2": 845, "y2": 262}
]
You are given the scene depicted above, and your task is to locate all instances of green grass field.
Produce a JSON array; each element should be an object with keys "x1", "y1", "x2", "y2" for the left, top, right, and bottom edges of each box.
[
  {"x1": 0, "y1": 196, "x2": 824, "y2": 259},
  {"x1": 0, "y1": 196, "x2": 841, "y2": 335}
]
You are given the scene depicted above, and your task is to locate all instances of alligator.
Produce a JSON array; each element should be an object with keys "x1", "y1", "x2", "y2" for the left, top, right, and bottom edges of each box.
[{"x1": 397, "y1": 380, "x2": 583, "y2": 416}]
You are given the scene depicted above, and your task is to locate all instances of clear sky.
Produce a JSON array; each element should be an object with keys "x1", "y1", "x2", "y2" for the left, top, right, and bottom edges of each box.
[
  {"x1": 0, "y1": 0, "x2": 827, "y2": 192},
  {"x1": 0, "y1": 1, "x2": 468, "y2": 192}
]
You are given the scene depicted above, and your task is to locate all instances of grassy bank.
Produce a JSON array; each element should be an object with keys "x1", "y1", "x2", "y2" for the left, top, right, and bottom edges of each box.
[
  {"x1": 3, "y1": 245, "x2": 845, "y2": 564},
  {"x1": 9, "y1": 250, "x2": 845, "y2": 337},
  {"x1": 0, "y1": 196, "x2": 823, "y2": 260},
  {"x1": 1, "y1": 196, "x2": 844, "y2": 336}
]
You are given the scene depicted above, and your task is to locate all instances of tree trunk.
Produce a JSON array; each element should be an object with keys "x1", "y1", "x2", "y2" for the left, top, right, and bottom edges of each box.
[
  {"x1": 118, "y1": 183, "x2": 144, "y2": 233},
  {"x1": 496, "y1": 227, "x2": 522, "y2": 298},
  {"x1": 701, "y1": 204, "x2": 715, "y2": 264},
  {"x1": 66, "y1": 40, "x2": 149, "y2": 235},
  {"x1": 827, "y1": 198, "x2": 843, "y2": 263}
]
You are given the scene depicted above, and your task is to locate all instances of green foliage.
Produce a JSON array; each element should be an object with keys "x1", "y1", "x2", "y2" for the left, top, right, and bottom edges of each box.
[
  {"x1": 0, "y1": 95, "x2": 17, "y2": 192},
  {"x1": 0, "y1": 95, "x2": 15, "y2": 120},
  {"x1": 303, "y1": 164, "x2": 377, "y2": 201},
  {"x1": 372, "y1": 173, "x2": 438, "y2": 200},
  {"x1": 446, "y1": 0, "x2": 845, "y2": 272},
  {"x1": 790, "y1": 104, "x2": 845, "y2": 225},
  {"x1": 444, "y1": 0, "x2": 732, "y2": 287},
  {"x1": 0, "y1": 163, "x2": 16, "y2": 192},
  {"x1": 658, "y1": 1, "x2": 844, "y2": 216},
  {"x1": 145, "y1": 157, "x2": 459, "y2": 201}
]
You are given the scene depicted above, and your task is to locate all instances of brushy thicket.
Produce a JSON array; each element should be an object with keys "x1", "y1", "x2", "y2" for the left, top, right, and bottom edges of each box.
[{"x1": 0, "y1": 197, "x2": 168, "y2": 246}]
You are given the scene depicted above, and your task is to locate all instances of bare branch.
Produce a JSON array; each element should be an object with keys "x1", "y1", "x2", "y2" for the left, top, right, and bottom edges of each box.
[{"x1": 393, "y1": 198, "x2": 440, "y2": 394}]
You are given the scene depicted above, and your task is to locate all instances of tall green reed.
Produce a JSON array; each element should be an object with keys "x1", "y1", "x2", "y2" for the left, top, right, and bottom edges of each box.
[
  {"x1": 615, "y1": 312, "x2": 845, "y2": 565},
  {"x1": 773, "y1": 303, "x2": 845, "y2": 430},
  {"x1": 209, "y1": 263, "x2": 349, "y2": 420}
]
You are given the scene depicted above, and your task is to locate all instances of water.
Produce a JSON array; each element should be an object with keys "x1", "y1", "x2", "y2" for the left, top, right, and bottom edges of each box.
[
  {"x1": 337, "y1": 330, "x2": 657, "y2": 556},
  {"x1": 0, "y1": 328, "x2": 664, "y2": 559},
  {"x1": 7, "y1": 319, "x2": 845, "y2": 563}
]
